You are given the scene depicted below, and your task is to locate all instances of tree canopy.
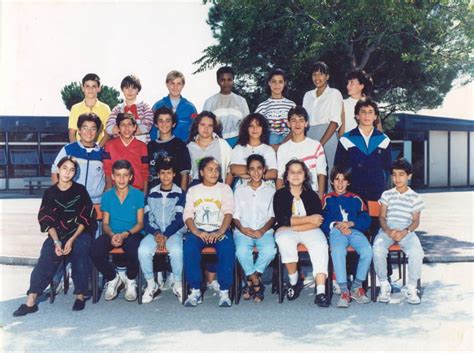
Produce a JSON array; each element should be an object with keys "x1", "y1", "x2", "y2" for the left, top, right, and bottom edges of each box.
[
  {"x1": 195, "y1": 1, "x2": 473, "y2": 122},
  {"x1": 61, "y1": 82, "x2": 122, "y2": 111}
]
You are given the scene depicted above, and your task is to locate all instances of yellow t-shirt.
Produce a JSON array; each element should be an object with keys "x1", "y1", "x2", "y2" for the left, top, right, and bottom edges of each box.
[{"x1": 68, "y1": 100, "x2": 111, "y2": 141}]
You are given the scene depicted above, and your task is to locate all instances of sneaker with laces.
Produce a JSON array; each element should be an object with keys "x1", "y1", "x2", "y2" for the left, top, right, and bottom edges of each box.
[
  {"x1": 207, "y1": 280, "x2": 220, "y2": 292},
  {"x1": 172, "y1": 283, "x2": 183, "y2": 303},
  {"x1": 337, "y1": 292, "x2": 350, "y2": 308},
  {"x1": 406, "y1": 285, "x2": 421, "y2": 305},
  {"x1": 350, "y1": 287, "x2": 370, "y2": 304},
  {"x1": 377, "y1": 282, "x2": 391, "y2": 303},
  {"x1": 333, "y1": 282, "x2": 341, "y2": 295},
  {"x1": 124, "y1": 278, "x2": 137, "y2": 301},
  {"x1": 219, "y1": 290, "x2": 232, "y2": 307},
  {"x1": 104, "y1": 274, "x2": 123, "y2": 301},
  {"x1": 286, "y1": 281, "x2": 303, "y2": 301},
  {"x1": 184, "y1": 288, "x2": 202, "y2": 307},
  {"x1": 314, "y1": 293, "x2": 330, "y2": 307},
  {"x1": 142, "y1": 280, "x2": 159, "y2": 304}
]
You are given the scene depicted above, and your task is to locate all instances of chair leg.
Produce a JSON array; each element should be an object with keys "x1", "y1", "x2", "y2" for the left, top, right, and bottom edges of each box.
[
  {"x1": 137, "y1": 269, "x2": 143, "y2": 305},
  {"x1": 370, "y1": 262, "x2": 377, "y2": 302},
  {"x1": 397, "y1": 252, "x2": 402, "y2": 280},
  {"x1": 181, "y1": 264, "x2": 187, "y2": 305},
  {"x1": 402, "y1": 253, "x2": 407, "y2": 286},
  {"x1": 49, "y1": 281, "x2": 56, "y2": 304},
  {"x1": 234, "y1": 261, "x2": 242, "y2": 305},
  {"x1": 327, "y1": 258, "x2": 333, "y2": 300},
  {"x1": 92, "y1": 265, "x2": 99, "y2": 304},
  {"x1": 277, "y1": 252, "x2": 284, "y2": 303}
]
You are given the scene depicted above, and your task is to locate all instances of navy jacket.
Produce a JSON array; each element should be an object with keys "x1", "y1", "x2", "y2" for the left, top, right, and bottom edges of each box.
[{"x1": 273, "y1": 188, "x2": 322, "y2": 229}]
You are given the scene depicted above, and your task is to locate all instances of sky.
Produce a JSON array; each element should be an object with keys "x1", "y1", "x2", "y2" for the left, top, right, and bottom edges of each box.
[{"x1": 1, "y1": 0, "x2": 472, "y2": 120}]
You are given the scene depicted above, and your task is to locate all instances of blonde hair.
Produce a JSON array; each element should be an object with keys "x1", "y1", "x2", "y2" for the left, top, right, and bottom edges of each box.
[{"x1": 165, "y1": 70, "x2": 185, "y2": 84}]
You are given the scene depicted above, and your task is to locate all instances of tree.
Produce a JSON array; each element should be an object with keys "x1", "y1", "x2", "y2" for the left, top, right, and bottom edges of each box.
[
  {"x1": 195, "y1": 1, "x2": 473, "y2": 124},
  {"x1": 61, "y1": 82, "x2": 123, "y2": 111}
]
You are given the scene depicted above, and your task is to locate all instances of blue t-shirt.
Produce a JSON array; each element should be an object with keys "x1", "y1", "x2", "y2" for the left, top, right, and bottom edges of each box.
[{"x1": 101, "y1": 186, "x2": 145, "y2": 234}]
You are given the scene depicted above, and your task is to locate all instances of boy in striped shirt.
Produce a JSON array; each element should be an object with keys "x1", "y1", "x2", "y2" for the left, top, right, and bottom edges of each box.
[{"x1": 373, "y1": 158, "x2": 425, "y2": 304}]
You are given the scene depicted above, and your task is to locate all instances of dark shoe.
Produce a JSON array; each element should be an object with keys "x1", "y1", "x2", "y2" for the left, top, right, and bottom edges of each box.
[
  {"x1": 253, "y1": 281, "x2": 265, "y2": 303},
  {"x1": 286, "y1": 281, "x2": 303, "y2": 301},
  {"x1": 72, "y1": 299, "x2": 86, "y2": 311},
  {"x1": 314, "y1": 293, "x2": 330, "y2": 307},
  {"x1": 13, "y1": 304, "x2": 38, "y2": 317}
]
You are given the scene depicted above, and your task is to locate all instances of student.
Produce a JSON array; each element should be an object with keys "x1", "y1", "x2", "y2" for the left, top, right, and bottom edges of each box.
[
  {"x1": 105, "y1": 75, "x2": 154, "y2": 143},
  {"x1": 151, "y1": 70, "x2": 197, "y2": 143},
  {"x1": 138, "y1": 157, "x2": 185, "y2": 303},
  {"x1": 52, "y1": 113, "x2": 105, "y2": 204},
  {"x1": 273, "y1": 159, "x2": 330, "y2": 307},
  {"x1": 233, "y1": 154, "x2": 276, "y2": 302},
  {"x1": 203, "y1": 66, "x2": 250, "y2": 147},
  {"x1": 148, "y1": 106, "x2": 191, "y2": 191},
  {"x1": 321, "y1": 166, "x2": 372, "y2": 308},
  {"x1": 187, "y1": 111, "x2": 232, "y2": 186},
  {"x1": 302, "y1": 62, "x2": 343, "y2": 175},
  {"x1": 229, "y1": 113, "x2": 277, "y2": 187},
  {"x1": 68, "y1": 73, "x2": 111, "y2": 146},
  {"x1": 334, "y1": 98, "x2": 391, "y2": 202},
  {"x1": 13, "y1": 157, "x2": 96, "y2": 316},
  {"x1": 276, "y1": 106, "x2": 327, "y2": 200},
  {"x1": 183, "y1": 157, "x2": 235, "y2": 307},
  {"x1": 373, "y1": 158, "x2": 425, "y2": 304},
  {"x1": 255, "y1": 68, "x2": 296, "y2": 147},
  {"x1": 103, "y1": 113, "x2": 149, "y2": 194},
  {"x1": 90, "y1": 160, "x2": 145, "y2": 302}
]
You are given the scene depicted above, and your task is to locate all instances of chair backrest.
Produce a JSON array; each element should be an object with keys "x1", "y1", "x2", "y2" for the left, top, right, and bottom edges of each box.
[{"x1": 367, "y1": 200, "x2": 380, "y2": 217}]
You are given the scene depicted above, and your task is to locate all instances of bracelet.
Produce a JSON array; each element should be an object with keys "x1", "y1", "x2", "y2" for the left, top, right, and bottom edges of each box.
[
  {"x1": 54, "y1": 240, "x2": 61, "y2": 246},
  {"x1": 405, "y1": 228, "x2": 410, "y2": 233}
]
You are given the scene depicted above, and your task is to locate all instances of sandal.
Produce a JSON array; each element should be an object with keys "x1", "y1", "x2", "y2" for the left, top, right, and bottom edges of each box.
[
  {"x1": 253, "y1": 281, "x2": 265, "y2": 303},
  {"x1": 242, "y1": 280, "x2": 254, "y2": 300}
]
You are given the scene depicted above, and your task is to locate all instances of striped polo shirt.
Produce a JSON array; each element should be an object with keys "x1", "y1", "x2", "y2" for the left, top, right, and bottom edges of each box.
[{"x1": 379, "y1": 187, "x2": 424, "y2": 228}]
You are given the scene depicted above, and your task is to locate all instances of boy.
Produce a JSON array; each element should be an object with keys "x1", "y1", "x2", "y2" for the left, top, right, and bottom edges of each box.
[
  {"x1": 105, "y1": 75, "x2": 154, "y2": 144},
  {"x1": 90, "y1": 160, "x2": 145, "y2": 302},
  {"x1": 373, "y1": 158, "x2": 425, "y2": 304},
  {"x1": 138, "y1": 157, "x2": 185, "y2": 303},
  {"x1": 68, "y1": 73, "x2": 111, "y2": 146},
  {"x1": 148, "y1": 106, "x2": 191, "y2": 191},
  {"x1": 322, "y1": 166, "x2": 372, "y2": 308},
  {"x1": 202, "y1": 66, "x2": 250, "y2": 147},
  {"x1": 276, "y1": 106, "x2": 327, "y2": 199},
  {"x1": 151, "y1": 70, "x2": 197, "y2": 143},
  {"x1": 103, "y1": 113, "x2": 149, "y2": 194}
]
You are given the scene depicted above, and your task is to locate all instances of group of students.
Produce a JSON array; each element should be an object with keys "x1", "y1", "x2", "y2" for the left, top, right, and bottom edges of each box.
[{"x1": 13, "y1": 63, "x2": 425, "y2": 316}]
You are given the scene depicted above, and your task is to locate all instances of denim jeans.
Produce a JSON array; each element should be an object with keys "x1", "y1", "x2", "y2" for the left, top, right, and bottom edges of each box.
[
  {"x1": 138, "y1": 232, "x2": 183, "y2": 281},
  {"x1": 329, "y1": 228, "x2": 372, "y2": 285},
  {"x1": 234, "y1": 229, "x2": 276, "y2": 276}
]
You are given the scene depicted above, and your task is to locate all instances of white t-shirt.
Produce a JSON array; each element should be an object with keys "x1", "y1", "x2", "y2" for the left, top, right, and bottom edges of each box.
[
  {"x1": 343, "y1": 97, "x2": 359, "y2": 133},
  {"x1": 233, "y1": 183, "x2": 275, "y2": 230},
  {"x1": 230, "y1": 143, "x2": 277, "y2": 170},
  {"x1": 292, "y1": 198, "x2": 307, "y2": 217},
  {"x1": 302, "y1": 85, "x2": 343, "y2": 127}
]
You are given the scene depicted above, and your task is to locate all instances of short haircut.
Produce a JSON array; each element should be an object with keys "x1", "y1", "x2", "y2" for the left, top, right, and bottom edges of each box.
[
  {"x1": 166, "y1": 70, "x2": 185, "y2": 84},
  {"x1": 198, "y1": 157, "x2": 220, "y2": 182},
  {"x1": 156, "y1": 156, "x2": 176, "y2": 174},
  {"x1": 287, "y1": 106, "x2": 309, "y2": 122},
  {"x1": 57, "y1": 156, "x2": 79, "y2": 178},
  {"x1": 355, "y1": 97, "x2": 379, "y2": 117},
  {"x1": 282, "y1": 159, "x2": 312, "y2": 191},
  {"x1": 391, "y1": 158, "x2": 413, "y2": 175},
  {"x1": 121, "y1": 75, "x2": 142, "y2": 92},
  {"x1": 237, "y1": 113, "x2": 270, "y2": 146},
  {"x1": 246, "y1": 153, "x2": 266, "y2": 169},
  {"x1": 188, "y1": 111, "x2": 222, "y2": 142},
  {"x1": 311, "y1": 61, "x2": 329, "y2": 75},
  {"x1": 112, "y1": 159, "x2": 134, "y2": 175},
  {"x1": 77, "y1": 113, "x2": 102, "y2": 131},
  {"x1": 216, "y1": 66, "x2": 235, "y2": 80},
  {"x1": 330, "y1": 165, "x2": 352, "y2": 183},
  {"x1": 346, "y1": 69, "x2": 373, "y2": 96},
  {"x1": 82, "y1": 73, "x2": 100, "y2": 86},
  {"x1": 153, "y1": 106, "x2": 177, "y2": 125},
  {"x1": 116, "y1": 112, "x2": 137, "y2": 127}
]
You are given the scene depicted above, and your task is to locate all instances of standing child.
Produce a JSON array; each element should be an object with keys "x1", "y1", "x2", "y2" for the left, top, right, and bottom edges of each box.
[
  {"x1": 322, "y1": 166, "x2": 372, "y2": 308},
  {"x1": 373, "y1": 158, "x2": 425, "y2": 304},
  {"x1": 273, "y1": 160, "x2": 330, "y2": 307},
  {"x1": 233, "y1": 154, "x2": 276, "y2": 302}
]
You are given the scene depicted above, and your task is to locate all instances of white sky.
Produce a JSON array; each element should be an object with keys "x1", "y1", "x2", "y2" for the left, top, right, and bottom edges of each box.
[{"x1": 1, "y1": 0, "x2": 473, "y2": 120}]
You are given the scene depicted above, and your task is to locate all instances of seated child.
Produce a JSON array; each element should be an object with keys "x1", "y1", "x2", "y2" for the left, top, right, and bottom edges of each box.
[
  {"x1": 373, "y1": 158, "x2": 425, "y2": 304},
  {"x1": 322, "y1": 166, "x2": 372, "y2": 308}
]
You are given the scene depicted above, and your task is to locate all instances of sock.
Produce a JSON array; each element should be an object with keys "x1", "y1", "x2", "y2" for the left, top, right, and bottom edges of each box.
[
  {"x1": 352, "y1": 278, "x2": 363, "y2": 290},
  {"x1": 316, "y1": 284, "x2": 325, "y2": 295},
  {"x1": 338, "y1": 282, "x2": 349, "y2": 293},
  {"x1": 288, "y1": 272, "x2": 298, "y2": 286}
]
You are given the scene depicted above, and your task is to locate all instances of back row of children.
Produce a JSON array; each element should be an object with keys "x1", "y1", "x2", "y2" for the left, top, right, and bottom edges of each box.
[{"x1": 13, "y1": 63, "x2": 425, "y2": 316}]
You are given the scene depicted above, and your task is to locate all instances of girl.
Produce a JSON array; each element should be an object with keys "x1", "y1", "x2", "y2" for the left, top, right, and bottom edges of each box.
[
  {"x1": 13, "y1": 156, "x2": 96, "y2": 316},
  {"x1": 273, "y1": 159, "x2": 330, "y2": 307},
  {"x1": 255, "y1": 68, "x2": 296, "y2": 147},
  {"x1": 183, "y1": 157, "x2": 235, "y2": 307},
  {"x1": 233, "y1": 154, "x2": 276, "y2": 302}
]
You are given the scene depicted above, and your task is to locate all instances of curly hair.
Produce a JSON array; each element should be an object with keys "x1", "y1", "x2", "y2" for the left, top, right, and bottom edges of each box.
[
  {"x1": 282, "y1": 159, "x2": 312, "y2": 191},
  {"x1": 236, "y1": 113, "x2": 270, "y2": 146},
  {"x1": 188, "y1": 111, "x2": 222, "y2": 143}
]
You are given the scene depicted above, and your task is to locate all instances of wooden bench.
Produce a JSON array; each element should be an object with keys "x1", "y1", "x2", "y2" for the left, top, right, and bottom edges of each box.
[{"x1": 24, "y1": 177, "x2": 52, "y2": 194}]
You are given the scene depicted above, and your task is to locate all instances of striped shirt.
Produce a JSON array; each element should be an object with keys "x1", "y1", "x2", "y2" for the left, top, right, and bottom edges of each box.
[
  {"x1": 379, "y1": 187, "x2": 424, "y2": 228},
  {"x1": 105, "y1": 101, "x2": 154, "y2": 143},
  {"x1": 255, "y1": 98, "x2": 296, "y2": 135}
]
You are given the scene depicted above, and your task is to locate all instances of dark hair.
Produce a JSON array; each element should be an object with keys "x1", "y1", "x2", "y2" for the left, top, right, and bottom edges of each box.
[
  {"x1": 82, "y1": 73, "x2": 100, "y2": 86},
  {"x1": 77, "y1": 113, "x2": 102, "y2": 131},
  {"x1": 391, "y1": 158, "x2": 413, "y2": 175},
  {"x1": 198, "y1": 157, "x2": 220, "y2": 182},
  {"x1": 246, "y1": 153, "x2": 266, "y2": 169},
  {"x1": 355, "y1": 97, "x2": 379, "y2": 117},
  {"x1": 266, "y1": 68, "x2": 288, "y2": 96},
  {"x1": 153, "y1": 106, "x2": 177, "y2": 125},
  {"x1": 188, "y1": 111, "x2": 222, "y2": 142},
  {"x1": 156, "y1": 156, "x2": 176, "y2": 174},
  {"x1": 282, "y1": 159, "x2": 312, "y2": 190},
  {"x1": 216, "y1": 66, "x2": 234, "y2": 80},
  {"x1": 346, "y1": 69, "x2": 373, "y2": 96},
  {"x1": 116, "y1": 112, "x2": 137, "y2": 127},
  {"x1": 287, "y1": 106, "x2": 309, "y2": 122},
  {"x1": 112, "y1": 159, "x2": 134, "y2": 175},
  {"x1": 57, "y1": 156, "x2": 79, "y2": 178},
  {"x1": 311, "y1": 61, "x2": 329, "y2": 75},
  {"x1": 330, "y1": 165, "x2": 352, "y2": 183},
  {"x1": 237, "y1": 113, "x2": 270, "y2": 146},
  {"x1": 120, "y1": 75, "x2": 142, "y2": 92}
]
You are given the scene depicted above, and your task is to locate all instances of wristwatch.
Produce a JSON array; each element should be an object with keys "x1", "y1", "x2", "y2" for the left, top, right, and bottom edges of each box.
[
  {"x1": 404, "y1": 228, "x2": 410, "y2": 233},
  {"x1": 54, "y1": 240, "x2": 61, "y2": 246}
]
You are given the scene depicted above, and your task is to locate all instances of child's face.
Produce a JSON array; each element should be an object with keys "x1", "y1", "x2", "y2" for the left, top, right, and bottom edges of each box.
[
  {"x1": 391, "y1": 169, "x2": 411, "y2": 189},
  {"x1": 200, "y1": 161, "x2": 220, "y2": 185},
  {"x1": 156, "y1": 114, "x2": 174, "y2": 135},
  {"x1": 356, "y1": 105, "x2": 377, "y2": 128},
  {"x1": 118, "y1": 118, "x2": 137, "y2": 139},
  {"x1": 58, "y1": 160, "x2": 76, "y2": 183},
  {"x1": 112, "y1": 168, "x2": 132, "y2": 189},
  {"x1": 122, "y1": 85, "x2": 139, "y2": 102},
  {"x1": 218, "y1": 73, "x2": 233, "y2": 95},
  {"x1": 82, "y1": 80, "x2": 100, "y2": 100},
  {"x1": 198, "y1": 116, "x2": 214, "y2": 139},
  {"x1": 331, "y1": 173, "x2": 350, "y2": 195},
  {"x1": 166, "y1": 78, "x2": 184, "y2": 98},
  {"x1": 268, "y1": 75, "x2": 285, "y2": 96},
  {"x1": 288, "y1": 114, "x2": 308, "y2": 135},
  {"x1": 287, "y1": 163, "x2": 305, "y2": 187},
  {"x1": 248, "y1": 160, "x2": 265, "y2": 184},
  {"x1": 159, "y1": 168, "x2": 175, "y2": 188},
  {"x1": 248, "y1": 119, "x2": 263, "y2": 141},
  {"x1": 312, "y1": 71, "x2": 329, "y2": 89},
  {"x1": 78, "y1": 120, "x2": 98, "y2": 145},
  {"x1": 347, "y1": 78, "x2": 364, "y2": 98}
]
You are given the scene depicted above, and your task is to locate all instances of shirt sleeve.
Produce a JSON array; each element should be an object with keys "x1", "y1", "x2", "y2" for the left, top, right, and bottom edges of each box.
[
  {"x1": 229, "y1": 145, "x2": 244, "y2": 165},
  {"x1": 273, "y1": 190, "x2": 291, "y2": 227},
  {"x1": 315, "y1": 142, "x2": 327, "y2": 176},
  {"x1": 241, "y1": 97, "x2": 250, "y2": 116},
  {"x1": 163, "y1": 192, "x2": 185, "y2": 237},
  {"x1": 37, "y1": 189, "x2": 56, "y2": 233},
  {"x1": 353, "y1": 196, "x2": 371, "y2": 233},
  {"x1": 68, "y1": 105, "x2": 79, "y2": 130},
  {"x1": 183, "y1": 187, "x2": 196, "y2": 222},
  {"x1": 140, "y1": 143, "x2": 150, "y2": 183},
  {"x1": 179, "y1": 142, "x2": 192, "y2": 174},
  {"x1": 143, "y1": 201, "x2": 161, "y2": 235},
  {"x1": 264, "y1": 147, "x2": 278, "y2": 170},
  {"x1": 51, "y1": 146, "x2": 67, "y2": 174},
  {"x1": 412, "y1": 194, "x2": 425, "y2": 213},
  {"x1": 139, "y1": 102, "x2": 154, "y2": 134},
  {"x1": 379, "y1": 191, "x2": 390, "y2": 206},
  {"x1": 277, "y1": 146, "x2": 286, "y2": 180},
  {"x1": 233, "y1": 189, "x2": 242, "y2": 221},
  {"x1": 328, "y1": 89, "x2": 343, "y2": 126},
  {"x1": 103, "y1": 142, "x2": 112, "y2": 177},
  {"x1": 106, "y1": 105, "x2": 121, "y2": 135},
  {"x1": 220, "y1": 184, "x2": 234, "y2": 215},
  {"x1": 101, "y1": 192, "x2": 112, "y2": 214}
]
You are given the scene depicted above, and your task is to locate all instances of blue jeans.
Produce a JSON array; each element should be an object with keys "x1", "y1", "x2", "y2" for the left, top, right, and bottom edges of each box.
[
  {"x1": 329, "y1": 228, "x2": 372, "y2": 285},
  {"x1": 269, "y1": 132, "x2": 287, "y2": 145},
  {"x1": 138, "y1": 232, "x2": 183, "y2": 281},
  {"x1": 183, "y1": 229, "x2": 235, "y2": 290},
  {"x1": 234, "y1": 229, "x2": 276, "y2": 276}
]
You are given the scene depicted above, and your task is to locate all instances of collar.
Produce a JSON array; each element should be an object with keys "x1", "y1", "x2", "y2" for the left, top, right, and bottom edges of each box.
[
  {"x1": 358, "y1": 127, "x2": 374, "y2": 138},
  {"x1": 77, "y1": 139, "x2": 100, "y2": 151},
  {"x1": 119, "y1": 136, "x2": 135, "y2": 147},
  {"x1": 156, "y1": 135, "x2": 175, "y2": 144}
]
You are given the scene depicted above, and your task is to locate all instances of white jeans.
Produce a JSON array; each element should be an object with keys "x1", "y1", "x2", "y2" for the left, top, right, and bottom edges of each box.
[{"x1": 275, "y1": 228, "x2": 329, "y2": 278}]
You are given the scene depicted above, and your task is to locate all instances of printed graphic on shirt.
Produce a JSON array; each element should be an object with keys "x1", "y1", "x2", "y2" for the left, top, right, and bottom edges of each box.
[{"x1": 194, "y1": 197, "x2": 222, "y2": 230}]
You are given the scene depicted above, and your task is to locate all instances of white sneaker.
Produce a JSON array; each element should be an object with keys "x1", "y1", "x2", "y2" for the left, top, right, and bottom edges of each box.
[
  {"x1": 219, "y1": 290, "x2": 232, "y2": 307},
  {"x1": 184, "y1": 288, "x2": 201, "y2": 307},
  {"x1": 333, "y1": 282, "x2": 341, "y2": 295},
  {"x1": 157, "y1": 272, "x2": 165, "y2": 289},
  {"x1": 377, "y1": 282, "x2": 392, "y2": 303},
  {"x1": 165, "y1": 273, "x2": 175, "y2": 289},
  {"x1": 124, "y1": 278, "x2": 137, "y2": 301},
  {"x1": 406, "y1": 285, "x2": 421, "y2": 305},
  {"x1": 104, "y1": 274, "x2": 123, "y2": 301},
  {"x1": 142, "y1": 280, "x2": 159, "y2": 304},
  {"x1": 117, "y1": 270, "x2": 127, "y2": 285},
  {"x1": 172, "y1": 283, "x2": 183, "y2": 303},
  {"x1": 207, "y1": 280, "x2": 220, "y2": 292}
]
